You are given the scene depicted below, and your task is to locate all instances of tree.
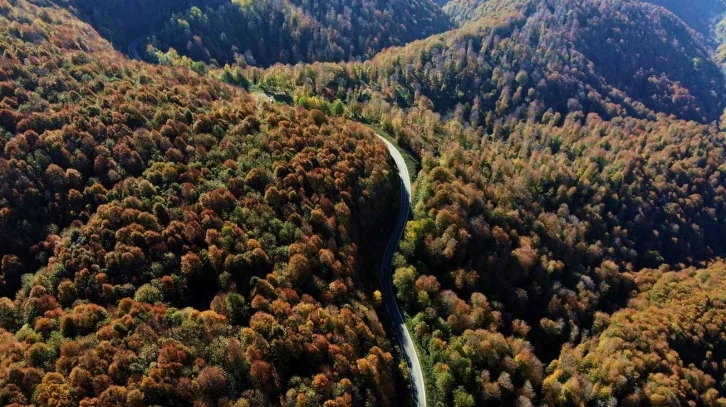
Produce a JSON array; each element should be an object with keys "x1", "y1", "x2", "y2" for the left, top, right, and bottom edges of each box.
[
  {"x1": 393, "y1": 267, "x2": 417, "y2": 302},
  {"x1": 34, "y1": 373, "x2": 74, "y2": 407},
  {"x1": 198, "y1": 366, "x2": 228, "y2": 397},
  {"x1": 453, "y1": 387, "x2": 475, "y2": 407},
  {"x1": 332, "y1": 100, "x2": 345, "y2": 116},
  {"x1": 134, "y1": 284, "x2": 162, "y2": 304}
]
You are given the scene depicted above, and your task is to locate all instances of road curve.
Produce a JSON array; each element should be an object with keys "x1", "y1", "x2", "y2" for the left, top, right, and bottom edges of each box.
[
  {"x1": 376, "y1": 135, "x2": 426, "y2": 407},
  {"x1": 128, "y1": 36, "x2": 144, "y2": 61},
  {"x1": 124, "y1": 30, "x2": 422, "y2": 405}
]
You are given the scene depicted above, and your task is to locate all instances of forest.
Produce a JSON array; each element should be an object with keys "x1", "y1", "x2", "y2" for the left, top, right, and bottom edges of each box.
[
  {"x1": 51, "y1": 0, "x2": 453, "y2": 66},
  {"x1": 2, "y1": 0, "x2": 726, "y2": 406},
  {"x1": 0, "y1": 0, "x2": 404, "y2": 405},
  {"x1": 543, "y1": 263, "x2": 726, "y2": 406}
]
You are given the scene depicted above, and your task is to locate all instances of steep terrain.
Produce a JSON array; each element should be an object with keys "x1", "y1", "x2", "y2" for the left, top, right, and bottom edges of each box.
[
  {"x1": 213, "y1": 0, "x2": 726, "y2": 405},
  {"x1": 0, "y1": 0, "x2": 408, "y2": 405},
  {"x1": 443, "y1": 0, "x2": 528, "y2": 25},
  {"x1": 544, "y1": 263, "x2": 726, "y2": 405},
  {"x1": 52, "y1": 0, "x2": 454, "y2": 66},
  {"x1": 644, "y1": 0, "x2": 726, "y2": 69},
  {"x1": 3, "y1": 0, "x2": 726, "y2": 406},
  {"x1": 391, "y1": 114, "x2": 726, "y2": 405},
  {"x1": 242, "y1": 0, "x2": 725, "y2": 153},
  {"x1": 644, "y1": 0, "x2": 726, "y2": 38}
]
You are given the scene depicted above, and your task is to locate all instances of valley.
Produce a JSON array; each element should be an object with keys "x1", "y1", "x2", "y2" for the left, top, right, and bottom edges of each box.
[{"x1": 1, "y1": 0, "x2": 726, "y2": 406}]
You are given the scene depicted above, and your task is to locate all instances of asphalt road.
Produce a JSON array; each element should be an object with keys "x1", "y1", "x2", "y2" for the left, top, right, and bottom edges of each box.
[
  {"x1": 376, "y1": 135, "x2": 426, "y2": 407},
  {"x1": 128, "y1": 36, "x2": 144, "y2": 60},
  {"x1": 121, "y1": 41, "x2": 423, "y2": 402}
]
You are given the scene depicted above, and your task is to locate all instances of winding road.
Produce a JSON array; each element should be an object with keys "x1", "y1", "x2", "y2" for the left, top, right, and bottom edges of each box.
[
  {"x1": 125, "y1": 36, "x2": 425, "y2": 403},
  {"x1": 128, "y1": 36, "x2": 144, "y2": 61},
  {"x1": 376, "y1": 135, "x2": 426, "y2": 407}
]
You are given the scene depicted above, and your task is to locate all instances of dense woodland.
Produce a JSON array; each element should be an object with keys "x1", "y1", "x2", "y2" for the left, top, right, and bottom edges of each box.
[
  {"x1": 644, "y1": 0, "x2": 726, "y2": 38},
  {"x1": 0, "y1": 0, "x2": 407, "y2": 405},
  {"x1": 2, "y1": 0, "x2": 726, "y2": 406},
  {"x1": 443, "y1": 0, "x2": 529, "y2": 25},
  {"x1": 51, "y1": 0, "x2": 453, "y2": 66},
  {"x1": 542, "y1": 263, "x2": 726, "y2": 406},
  {"x1": 234, "y1": 0, "x2": 725, "y2": 143},
  {"x1": 391, "y1": 114, "x2": 726, "y2": 405},
  {"x1": 212, "y1": 0, "x2": 726, "y2": 405}
]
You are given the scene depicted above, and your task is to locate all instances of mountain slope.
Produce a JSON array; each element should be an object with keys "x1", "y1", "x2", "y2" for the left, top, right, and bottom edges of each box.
[
  {"x1": 544, "y1": 263, "x2": 726, "y2": 405},
  {"x1": 0, "y1": 1, "x2": 408, "y2": 405},
  {"x1": 644, "y1": 0, "x2": 726, "y2": 37},
  {"x1": 443, "y1": 0, "x2": 528, "y2": 25},
  {"x1": 645, "y1": 0, "x2": 726, "y2": 70},
  {"x1": 53, "y1": 0, "x2": 454, "y2": 66},
  {"x1": 3, "y1": 0, "x2": 726, "y2": 406},
  {"x1": 216, "y1": 0, "x2": 726, "y2": 404},
  {"x1": 385, "y1": 0, "x2": 725, "y2": 124},
  {"x1": 246, "y1": 0, "x2": 725, "y2": 151},
  {"x1": 390, "y1": 113, "x2": 726, "y2": 405}
]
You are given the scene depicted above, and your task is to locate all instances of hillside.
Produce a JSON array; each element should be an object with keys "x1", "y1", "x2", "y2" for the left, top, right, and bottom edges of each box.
[
  {"x1": 644, "y1": 0, "x2": 726, "y2": 38},
  {"x1": 3, "y1": 0, "x2": 726, "y2": 405},
  {"x1": 52, "y1": 0, "x2": 454, "y2": 66},
  {"x1": 544, "y1": 263, "x2": 726, "y2": 405},
  {"x1": 443, "y1": 0, "x2": 528, "y2": 25},
  {"x1": 444, "y1": 0, "x2": 726, "y2": 71},
  {"x1": 242, "y1": 0, "x2": 725, "y2": 152},
  {"x1": 643, "y1": 0, "x2": 726, "y2": 70},
  {"x1": 391, "y1": 114, "x2": 726, "y2": 405},
  {"x1": 0, "y1": 0, "x2": 408, "y2": 405},
  {"x1": 214, "y1": 0, "x2": 726, "y2": 404}
]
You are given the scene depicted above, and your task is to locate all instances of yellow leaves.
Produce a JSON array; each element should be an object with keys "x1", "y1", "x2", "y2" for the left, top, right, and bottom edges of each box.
[
  {"x1": 328, "y1": 280, "x2": 347, "y2": 299},
  {"x1": 404, "y1": 219, "x2": 428, "y2": 243},
  {"x1": 644, "y1": 374, "x2": 680, "y2": 407},
  {"x1": 511, "y1": 245, "x2": 538, "y2": 272},
  {"x1": 429, "y1": 166, "x2": 455, "y2": 183},
  {"x1": 356, "y1": 358, "x2": 372, "y2": 376},
  {"x1": 180, "y1": 252, "x2": 202, "y2": 275},
  {"x1": 392, "y1": 266, "x2": 417, "y2": 301},
  {"x1": 285, "y1": 253, "x2": 312, "y2": 286},
  {"x1": 199, "y1": 309, "x2": 228, "y2": 324},
  {"x1": 372, "y1": 290, "x2": 382, "y2": 307},
  {"x1": 545, "y1": 262, "x2": 726, "y2": 405},
  {"x1": 249, "y1": 311, "x2": 277, "y2": 337},
  {"x1": 560, "y1": 374, "x2": 589, "y2": 406},
  {"x1": 417, "y1": 290, "x2": 431, "y2": 308},
  {"x1": 34, "y1": 372, "x2": 74, "y2": 407},
  {"x1": 435, "y1": 208, "x2": 464, "y2": 233},
  {"x1": 319, "y1": 248, "x2": 335, "y2": 266},
  {"x1": 700, "y1": 388, "x2": 725, "y2": 407},
  {"x1": 542, "y1": 368, "x2": 564, "y2": 403}
]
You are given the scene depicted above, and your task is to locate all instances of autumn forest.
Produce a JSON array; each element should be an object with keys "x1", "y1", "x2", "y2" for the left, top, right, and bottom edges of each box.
[{"x1": 1, "y1": 0, "x2": 726, "y2": 406}]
